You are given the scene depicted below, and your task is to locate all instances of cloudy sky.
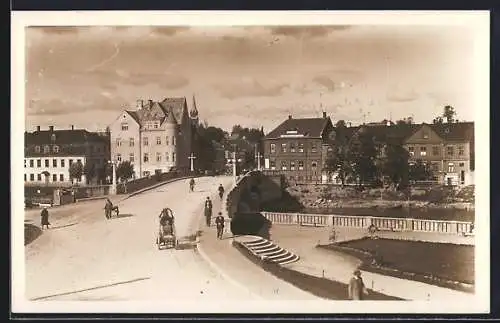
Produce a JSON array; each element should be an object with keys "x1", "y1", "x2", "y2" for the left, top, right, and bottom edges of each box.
[{"x1": 25, "y1": 22, "x2": 479, "y2": 133}]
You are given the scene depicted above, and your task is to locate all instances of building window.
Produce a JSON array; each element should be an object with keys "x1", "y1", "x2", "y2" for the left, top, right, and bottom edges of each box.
[
  {"x1": 143, "y1": 171, "x2": 150, "y2": 177},
  {"x1": 281, "y1": 161, "x2": 288, "y2": 170},
  {"x1": 298, "y1": 161, "x2": 304, "y2": 170},
  {"x1": 143, "y1": 137, "x2": 149, "y2": 146},
  {"x1": 156, "y1": 152, "x2": 162, "y2": 162},
  {"x1": 37, "y1": 174, "x2": 42, "y2": 181},
  {"x1": 116, "y1": 138, "x2": 122, "y2": 147},
  {"x1": 24, "y1": 159, "x2": 26, "y2": 168},
  {"x1": 270, "y1": 143, "x2": 276, "y2": 153},
  {"x1": 30, "y1": 160, "x2": 34, "y2": 167},
  {"x1": 298, "y1": 143, "x2": 304, "y2": 153},
  {"x1": 52, "y1": 159, "x2": 57, "y2": 167},
  {"x1": 290, "y1": 161, "x2": 296, "y2": 170},
  {"x1": 24, "y1": 174, "x2": 27, "y2": 181},
  {"x1": 121, "y1": 123, "x2": 129, "y2": 131},
  {"x1": 420, "y1": 146, "x2": 427, "y2": 157},
  {"x1": 69, "y1": 159, "x2": 73, "y2": 166},
  {"x1": 281, "y1": 143, "x2": 287, "y2": 153},
  {"x1": 431, "y1": 162, "x2": 439, "y2": 172},
  {"x1": 172, "y1": 152, "x2": 176, "y2": 162},
  {"x1": 459, "y1": 162, "x2": 465, "y2": 167},
  {"x1": 30, "y1": 174, "x2": 34, "y2": 181},
  {"x1": 35, "y1": 146, "x2": 41, "y2": 153},
  {"x1": 52, "y1": 174, "x2": 57, "y2": 182},
  {"x1": 408, "y1": 146, "x2": 415, "y2": 157},
  {"x1": 165, "y1": 136, "x2": 169, "y2": 146},
  {"x1": 165, "y1": 152, "x2": 169, "y2": 162},
  {"x1": 422, "y1": 131, "x2": 429, "y2": 139},
  {"x1": 61, "y1": 159, "x2": 65, "y2": 168},
  {"x1": 53, "y1": 145, "x2": 59, "y2": 153},
  {"x1": 45, "y1": 159, "x2": 49, "y2": 167},
  {"x1": 37, "y1": 159, "x2": 41, "y2": 168},
  {"x1": 43, "y1": 145, "x2": 50, "y2": 153},
  {"x1": 154, "y1": 122, "x2": 159, "y2": 129},
  {"x1": 290, "y1": 143, "x2": 296, "y2": 153},
  {"x1": 77, "y1": 159, "x2": 81, "y2": 164},
  {"x1": 172, "y1": 136, "x2": 176, "y2": 146},
  {"x1": 312, "y1": 161, "x2": 318, "y2": 168},
  {"x1": 432, "y1": 146, "x2": 439, "y2": 156},
  {"x1": 129, "y1": 138, "x2": 134, "y2": 147},
  {"x1": 143, "y1": 153, "x2": 149, "y2": 163},
  {"x1": 458, "y1": 146, "x2": 464, "y2": 156},
  {"x1": 156, "y1": 137, "x2": 161, "y2": 145},
  {"x1": 448, "y1": 163, "x2": 455, "y2": 173},
  {"x1": 311, "y1": 144, "x2": 317, "y2": 153},
  {"x1": 116, "y1": 154, "x2": 122, "y2": 162},
  {"x1": 129, "y1": 153, "x2": 135, "y2": 163},
  {"x1": 447, "y1": 146, "x2": 454, "y2": 156},
  {"x1": 270, "y1": 160, "x2": 276, "y2": 170},
  {"x1": 60, "y1": 174, "x2": 64, "y2": 181}
]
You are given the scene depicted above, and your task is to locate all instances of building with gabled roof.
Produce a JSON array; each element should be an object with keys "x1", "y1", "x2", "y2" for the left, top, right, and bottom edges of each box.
[
  {"x1": 109, "y1": 95, "x2": 199, "y2": 178},
  {"x1": 262, "y1": 112, "x2": 334, "y2": 184}
]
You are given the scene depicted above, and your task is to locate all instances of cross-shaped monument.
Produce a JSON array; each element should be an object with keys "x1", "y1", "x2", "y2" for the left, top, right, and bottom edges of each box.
[
  {"x1": 188, "y1": 153, "x2": 197, "y2": 172},
  {"x1": 255, "y1": 151, "x2": 263, "y2": 170}
]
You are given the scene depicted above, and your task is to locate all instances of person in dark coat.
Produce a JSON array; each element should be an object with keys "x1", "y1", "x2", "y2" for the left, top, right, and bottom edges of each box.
[
  {"x1": 40, "y1": 207, "x2": 50, "y2": 229},
  {"x1": 104, "y1": 199, "x2": 112, "y2": 219},
  {"x1": 348, "y1": 269, "x2": 369, "y2": 300},
  {"x1": 204, "y1": 197, "x2": 213, "y2": 227},
  {"x1": 218, "y1": 184, "x2": 225, "y2": 200},
  {"x1": 215, "y1": 212, "x2": 225, "y2": 240}
]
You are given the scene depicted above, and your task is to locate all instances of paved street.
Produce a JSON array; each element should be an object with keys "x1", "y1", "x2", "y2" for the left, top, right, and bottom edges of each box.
[{"x1": 25, "y1": 176, "x2": 256, "y2": 301}]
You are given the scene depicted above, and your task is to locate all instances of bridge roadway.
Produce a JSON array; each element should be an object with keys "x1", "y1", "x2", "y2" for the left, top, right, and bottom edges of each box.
[{"x1": 24, "y1": 176, "x2": 257, "y2": 301}]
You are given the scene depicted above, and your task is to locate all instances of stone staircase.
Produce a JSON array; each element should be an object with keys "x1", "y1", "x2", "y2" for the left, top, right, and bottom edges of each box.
[{"x1": 237, "y1": 236, "x2": 300, "y2": 265}]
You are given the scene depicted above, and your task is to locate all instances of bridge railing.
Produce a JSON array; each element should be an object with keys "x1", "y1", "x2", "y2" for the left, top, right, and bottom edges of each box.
[{"x1": 261, "y1": 211, "x2": 473, "y2": 236}]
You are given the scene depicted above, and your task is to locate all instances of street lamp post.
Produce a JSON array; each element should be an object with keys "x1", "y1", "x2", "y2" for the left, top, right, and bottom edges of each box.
[{"x1": 188, "y1": 153, "x2": 197, "y2": 172}]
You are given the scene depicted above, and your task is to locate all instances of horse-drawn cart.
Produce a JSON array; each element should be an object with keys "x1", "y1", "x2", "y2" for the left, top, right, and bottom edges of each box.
[{"x1": 156, "y1": 208, "x2": 177, "y2": 250}]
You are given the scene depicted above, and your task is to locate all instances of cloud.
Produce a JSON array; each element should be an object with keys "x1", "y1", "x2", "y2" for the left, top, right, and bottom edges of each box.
[
  {"x1": 26, "y1": 95, "x2": 128, "y2": 116},
  {"x1": 312, "y1": 75, "x2": 338, "y2": 92},
  {"x1": 311, "y1": 69, "x2": 364, "y2": 92},
  {"x1": 387, "y1": 89, "x2": 420, "y2": 102},
  {"x1": 267, "y1": 25, "x2": 351, "y2": 39},
  {"x1": 150, "y1": 26, "x2": 190, "y2": 36},
  {"x1": 30, "y1": 26, "x2": 90, "y2": 35},
  {"x1": 81, "y1": 69, "x2": 190, "y2": 90},
  {"x1": 213, "y1": 78, "x2": 289, "y2": 99}
]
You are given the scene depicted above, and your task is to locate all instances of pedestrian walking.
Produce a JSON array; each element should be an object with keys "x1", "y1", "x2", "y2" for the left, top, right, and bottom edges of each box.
[
  {"x1": 215, "y1": 212, "x2": 225, "y2": 240},
  {"x1": 218, "y1": 184, "x2": 225, "y2": 200},
  {"x1": 204, "y1": 197, "x2": 213, "y2": 227},
  {"x1": 40, "y1": 207, "x2": 50, "y2": 229},
  {"x1": 348, "y1": 269, "x2": 369, "y2": 300}
]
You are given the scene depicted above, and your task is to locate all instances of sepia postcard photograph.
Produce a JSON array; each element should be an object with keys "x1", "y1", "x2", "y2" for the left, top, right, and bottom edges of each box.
[{"x1": 11, "y1": 10, "x2": 490, "y2": 314}]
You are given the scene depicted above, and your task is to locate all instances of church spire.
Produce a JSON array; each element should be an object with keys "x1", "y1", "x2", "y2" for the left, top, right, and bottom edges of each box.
[{"x1": 190, "y1": 94, "x2": 199, "y2": 120}]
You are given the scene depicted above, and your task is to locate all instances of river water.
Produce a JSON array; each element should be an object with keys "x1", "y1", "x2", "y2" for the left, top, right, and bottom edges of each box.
[{"x1": 302, "y1": 206, "x2": 475, "y2": 222}]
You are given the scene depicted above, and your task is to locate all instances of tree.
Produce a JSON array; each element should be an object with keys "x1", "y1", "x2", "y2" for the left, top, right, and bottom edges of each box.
[
  {"x1": 335, "y1": 120, "x2": 347, "y2": 128},
  {"x1": 443, "y1": 105, "x2": 456, "y2": 123},
  {"x1": 69, "y1": 161, "x2": 83, "y2": 184},
  {"x1": 349, "y1": 130, "x2": 378, "y2": 186},
  {"x1": 83, "y1": 162, "x2": 96, "y2": 184},
  {"x1": 409, "y1": 160, "x2": 433, "y2": 182},
  {"x1": 382, "y1": 144, "x2": 410, "y2": 189},
  {"x1": 396, "y1": 117, "x2": 414, "y2": 125},
  {"x1": 116, "y1": 160, "x2": 134, "y2": 183},
  {"x1": 324, "y1": 122, "x2": 353, "y2": 186}
]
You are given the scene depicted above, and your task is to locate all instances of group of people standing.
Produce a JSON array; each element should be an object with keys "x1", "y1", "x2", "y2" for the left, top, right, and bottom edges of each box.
[{"x1": 203, "y1": 184, "x2": 226, "y2": 240}]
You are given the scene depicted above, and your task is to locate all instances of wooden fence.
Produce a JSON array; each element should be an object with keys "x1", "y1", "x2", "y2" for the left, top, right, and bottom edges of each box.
[{"x1": 261, "y1": 211, "x2": 474, "y2": 236}]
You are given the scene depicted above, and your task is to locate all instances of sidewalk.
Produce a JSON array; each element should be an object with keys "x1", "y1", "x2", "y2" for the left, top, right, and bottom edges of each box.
[{"x1": 196, "y1": 190, "x2": 318, "y2": 300}]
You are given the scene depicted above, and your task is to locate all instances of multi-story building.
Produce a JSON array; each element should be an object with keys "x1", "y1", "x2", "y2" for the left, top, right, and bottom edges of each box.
[
  {"x1": 403, "y1": 122, "x2": 474, "y2": 186},
  {"x1": 24, "y1": 125, "x2": 110, "y2": 186},
  {"x1": 108, "y1": 96, "x2": 199, "y2": 178},
  {"x1": 262, "y1": 112, "x2": 334, "y2": 184}
]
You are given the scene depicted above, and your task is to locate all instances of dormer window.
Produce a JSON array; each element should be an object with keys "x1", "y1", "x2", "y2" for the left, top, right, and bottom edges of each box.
[
  {"x1": 121, "y1": 123, "x2": 129, "y2": 131},
  {"x1": 423, "y1": 131, "x2": 429, "y2": 139},
  {"x1": 53, "y1": 145, "x2": 59, "y2": 153},
  {"x1": 50, "y1": 133, "x2": 56, "y2": 142},
  {"x1": 43, "y1": 145, "x2": 50, "y2": 153}
]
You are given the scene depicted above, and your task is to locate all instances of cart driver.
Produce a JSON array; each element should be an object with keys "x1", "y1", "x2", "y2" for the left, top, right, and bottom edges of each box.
[{"x1": 160, "y1": 208, "x2": 174, "y2": 236}]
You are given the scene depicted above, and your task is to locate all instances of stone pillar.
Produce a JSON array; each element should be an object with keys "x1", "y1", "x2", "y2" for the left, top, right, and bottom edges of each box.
[{"x1": 109, "y1": 162, "x2": 117, "y2": 195}]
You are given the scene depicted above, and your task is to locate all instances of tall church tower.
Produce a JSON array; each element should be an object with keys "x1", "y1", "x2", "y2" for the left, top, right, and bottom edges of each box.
[{"x1": 190, "y1": 94, "x2": 199, "y2": 127}]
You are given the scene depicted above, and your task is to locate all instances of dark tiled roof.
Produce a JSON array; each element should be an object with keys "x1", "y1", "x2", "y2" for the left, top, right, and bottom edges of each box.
[
  {"x1": 360, "y1": 123, "x2": 421, "y2": 143},
  {"x1": 25, "y1": 129, "x2": 108, "y2": 145},
  {"x1": 429, "y1": 122, "x2": 474, "y2": 142},
  {"x1": 125, "y1": 110, "x2": 141, "y2": 124},
  {"x1": 265, "y1": 117, "x2": 332, "y2": 139},
  {"x1": 125, "y1": 97, "x2": 187, "y2": 126},
  {"x1": 160, "y1": 97, "x2": 186, "y2": 122}
]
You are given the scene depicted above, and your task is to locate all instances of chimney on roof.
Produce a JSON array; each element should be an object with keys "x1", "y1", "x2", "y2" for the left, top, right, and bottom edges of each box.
[
  {"x1": 136, "y1": 99, "x2": 143, "y2": 109},
  {"x1": 348, "y1": 122, "x2": 352, "y2": 128},
  {"x1": 386, "y1": 121, "x2": 391, "y2": 127},
  {"x1": 288, "y1": 115, "x2": 292, "y2": 120},
  {"x1": 322, "y1": 111, "x2": 327, "y2": 119},
  {"x1": 36, "y1": 126, "x2": 40, "y2": 132},
  {"x1": 71, "y1": 125, "x2": 74, "y2": 130},
  {"x1": 49, "y1": 126, "x2": 54, "y2": 132}
]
